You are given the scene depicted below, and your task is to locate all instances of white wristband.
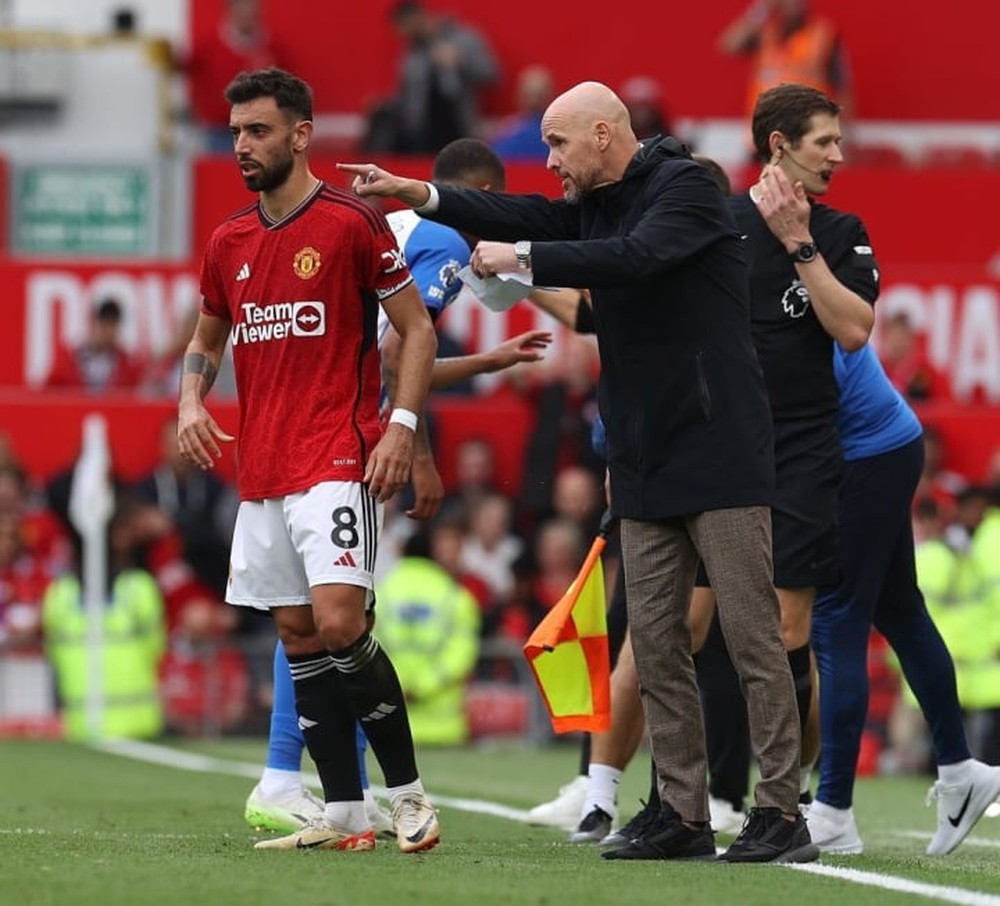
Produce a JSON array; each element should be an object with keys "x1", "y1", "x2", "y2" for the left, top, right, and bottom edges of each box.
[
  {"x1": 388, "y1": 408, "x2": 419, "y2": 432},
  {"x1": 415, "y1": 182, "x2": 440, "y2": 213}
]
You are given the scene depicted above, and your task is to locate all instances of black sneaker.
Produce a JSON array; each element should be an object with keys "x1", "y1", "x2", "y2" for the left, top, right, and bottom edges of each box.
[
  {"x1": 570, "y1": 806, "x2": 614, "y2": 843},
  {"x1": 599, "y1": 798, "x2": 660, "y2": 847},
  {"x1": 602, "y1": 807, "x2": 715, "y2": 861},
  {"x1": 717, "y1": 807, "x2": 819, "y2": 863}
]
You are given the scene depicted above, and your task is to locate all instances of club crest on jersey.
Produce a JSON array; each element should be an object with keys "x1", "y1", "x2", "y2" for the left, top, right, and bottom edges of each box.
[
  {"x1": 781, "y1": 280, "x2": 811, "y2": 318},
  {"x1": 293, "y1": 246, "x2": 322, "y2": 280},
  {"x1": 440, "y1": 259, "x2": 461, "y2": 287}
]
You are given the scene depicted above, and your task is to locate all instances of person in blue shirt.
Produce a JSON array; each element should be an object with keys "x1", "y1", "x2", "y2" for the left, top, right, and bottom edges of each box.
[
  {"x1": 489, "y1": 65, "x2": 554, "y2": 163},
  {"x1": 807, "y1": 342, "x2": 1000, "y2": 856}
]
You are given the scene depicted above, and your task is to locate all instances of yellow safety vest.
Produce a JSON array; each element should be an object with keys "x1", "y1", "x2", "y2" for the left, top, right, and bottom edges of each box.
[
  {"x1": 916, "y1": 538, "x2": 999, "y2": 709},
  {"x1": 968, "y1": 510, "x2": 1000, "y2": 708},
  {"x1": 41, "y1": 569, "x2": 166, "y2": 741},
  {"x1": 374, "y1": 557, "x2": 480, "y2": 746}
]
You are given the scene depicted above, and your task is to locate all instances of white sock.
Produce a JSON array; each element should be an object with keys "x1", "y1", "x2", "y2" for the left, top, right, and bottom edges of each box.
[
  {"x1": 583, "y1": 763, "x2": 622, "y2": 818},
  {"x1": 387, "y1": 778, "x2": 426, "y2": 808},
  {"x1": 938, "y1": 759, "x2": 974, "y2": 784},
  {"x1": 811, "y1": 799, "x2": 850, "y2": 822},
  {"x1": 800, "y1": 764, "x2": 814, "y2": 796},
  {"x1": 258, "y1": 767, "x2": 302, "y2": 799},
  {"x1": 324, "y1": 800, "x2": 371, "y2": 834}
]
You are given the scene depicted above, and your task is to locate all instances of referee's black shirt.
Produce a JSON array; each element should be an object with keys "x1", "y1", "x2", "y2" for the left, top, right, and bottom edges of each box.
[{"x1": 729, "y1": 193, "x2": 880, "y2": 422}]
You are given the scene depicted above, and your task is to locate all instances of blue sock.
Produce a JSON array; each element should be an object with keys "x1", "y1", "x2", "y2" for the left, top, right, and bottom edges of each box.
[
  {"x1": 266, "y1": 641, "x2": 306, "y2": 771},
  {"x1": 357, "y1": 721, "x2": 370, "y2": 789}
]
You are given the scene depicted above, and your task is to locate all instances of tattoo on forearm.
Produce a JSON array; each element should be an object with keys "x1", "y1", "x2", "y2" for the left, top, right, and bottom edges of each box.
[{"x1": 183, "y1": 353, "x2": 218, "y2": 392}]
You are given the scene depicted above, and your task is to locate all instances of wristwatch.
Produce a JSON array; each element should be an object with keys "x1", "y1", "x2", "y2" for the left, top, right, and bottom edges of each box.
[
  {"x1": 790, "y1": 241, "x2": 819, "y2": 264},
  {"x1": 514, "y1": 240, "x2": 533, "y2": 271}
]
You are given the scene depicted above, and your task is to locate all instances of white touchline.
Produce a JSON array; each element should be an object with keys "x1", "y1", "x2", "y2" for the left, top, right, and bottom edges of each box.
[
  {"x1": 94, "y1": 738, "x2": 531, "y2": 822},
  {"x1": 786, "y1": 863, "x2": 1000, "y2": 906},
  {"x1": 94, "y1": 740, "x2": 1000, "y2": 906}
]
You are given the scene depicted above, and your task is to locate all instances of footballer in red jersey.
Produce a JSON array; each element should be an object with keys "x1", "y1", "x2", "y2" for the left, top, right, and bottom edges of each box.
[
  {"x1": 199, "y1": 180, "x2": 415, "y2": 501},
  {"x1": 177, "y1": 68, "x2": 441, "y2": 855}
]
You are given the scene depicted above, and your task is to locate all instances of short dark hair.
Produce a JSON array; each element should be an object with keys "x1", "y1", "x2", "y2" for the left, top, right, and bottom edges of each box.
[
  {"x1": 402, "y1": 526, "x2": 433, "y2": 559},
  {"x1": 391, "y1": 0, "x2": 424, "y2": 23},
  {"x1": 692, "y1": 153, "x2": 732, "y2": 197},
  {"x1": 751, "y1": 83, "x2": 840, "y2": 163},
  {"x1": 432, "y1": 138, "x2": 506, "y2": 189},
  {"x1": 224, "y1": 68, "x2": 313, "y2": 122},
  {"x1": 95, "y1": 298, "x2": 122, "y2": 322},
  {"x1": 913, "y1": 496, "x2": 940, "y2": 521}
]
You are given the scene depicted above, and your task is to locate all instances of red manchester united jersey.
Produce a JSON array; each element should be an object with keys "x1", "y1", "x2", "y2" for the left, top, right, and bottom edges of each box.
[{"x1": 200, "y1": 181, "x2": 413, "y2": 500}]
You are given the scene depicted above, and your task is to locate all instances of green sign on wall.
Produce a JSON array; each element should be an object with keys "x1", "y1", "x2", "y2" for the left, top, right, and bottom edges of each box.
[{"x1": 13, "y1": 164, "x2": 153, "y2": 256}]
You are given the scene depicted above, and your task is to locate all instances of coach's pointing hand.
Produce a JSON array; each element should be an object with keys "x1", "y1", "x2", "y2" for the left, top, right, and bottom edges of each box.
[{"x1": 337, "y1": 162, "x2": 434, "y2": 208}]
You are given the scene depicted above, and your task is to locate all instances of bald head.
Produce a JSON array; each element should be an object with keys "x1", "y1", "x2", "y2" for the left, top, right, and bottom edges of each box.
[
  {"x1": 542, "y1": 81, "x2": 638, "y2": 201},
  {"x1": 547, "y1": 81, "x2": 632, "y2": 132}
]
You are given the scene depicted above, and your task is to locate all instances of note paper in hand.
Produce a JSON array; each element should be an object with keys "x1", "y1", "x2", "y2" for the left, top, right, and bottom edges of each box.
[{"x1": 457, "y1": 265, "x2": 533, "y2": 312}]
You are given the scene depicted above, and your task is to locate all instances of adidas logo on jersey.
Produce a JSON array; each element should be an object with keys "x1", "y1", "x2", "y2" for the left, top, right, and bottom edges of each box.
[
  {"x1": 334, "y1": 551, "x2": 357, "y2": 568},
  {"x1": 235, "y1": 262, "x2": 251, "y2": 282}
]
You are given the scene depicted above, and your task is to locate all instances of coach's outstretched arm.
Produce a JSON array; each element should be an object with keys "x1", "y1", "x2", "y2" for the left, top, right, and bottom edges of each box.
[{"x1": 338, "y1": 163, "x2": 433, "y2": 208}]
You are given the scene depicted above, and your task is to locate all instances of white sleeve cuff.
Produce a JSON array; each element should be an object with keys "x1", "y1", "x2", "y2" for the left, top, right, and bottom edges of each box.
[{"x1": 414, "y1": 182, "x2": 440, "y2": 214}]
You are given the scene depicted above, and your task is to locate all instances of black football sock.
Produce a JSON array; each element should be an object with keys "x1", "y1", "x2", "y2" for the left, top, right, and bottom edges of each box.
[
  {"x1": 578, "y1": 733, "x2": 592, "y2": 778},
  {"x1": 287, "y1": 650, "x2": 363, "y2": 803},
  {"x1": 787, "y1": 644, "x2": 812, "y2": 735},
  {"x1": 330, "y1": 631, "x2": 419, "y2": 788}
]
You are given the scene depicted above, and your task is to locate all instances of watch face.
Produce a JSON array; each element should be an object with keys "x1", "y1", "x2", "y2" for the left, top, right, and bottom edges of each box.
[{"x1": 797, "y1": 243, "x2": 817, "y2": 262}]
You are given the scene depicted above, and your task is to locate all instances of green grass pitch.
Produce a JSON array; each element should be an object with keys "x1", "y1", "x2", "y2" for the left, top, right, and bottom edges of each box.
[{"x1": 3, "y1": 737, "x2": 1000, "y2": 905}]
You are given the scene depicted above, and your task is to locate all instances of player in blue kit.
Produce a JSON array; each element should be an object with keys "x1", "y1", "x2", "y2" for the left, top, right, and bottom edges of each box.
[{"x1": 806, "y1": 342, "x2": 1000, "y2": 856}]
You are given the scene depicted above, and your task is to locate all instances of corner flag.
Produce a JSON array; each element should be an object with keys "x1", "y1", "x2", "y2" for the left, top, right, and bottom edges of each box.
[{"x1": 523, "y1": 518, "x2": 613, "y2": 733}]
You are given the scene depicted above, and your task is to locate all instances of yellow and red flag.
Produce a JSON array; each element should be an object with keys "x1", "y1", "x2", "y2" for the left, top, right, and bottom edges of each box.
[{"x1": 523, "y1": 533, "x2": 611, "y2": 733}]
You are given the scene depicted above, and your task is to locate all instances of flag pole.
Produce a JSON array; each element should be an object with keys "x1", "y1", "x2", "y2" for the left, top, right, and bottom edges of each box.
[{"x1": 67, "y1": 414, "x2": 114, "y2": 741}]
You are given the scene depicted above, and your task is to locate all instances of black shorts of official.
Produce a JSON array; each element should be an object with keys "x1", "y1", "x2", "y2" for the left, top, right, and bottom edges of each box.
[{"x1": 770, "y1": 416, "x2": 842, "y2": 589}]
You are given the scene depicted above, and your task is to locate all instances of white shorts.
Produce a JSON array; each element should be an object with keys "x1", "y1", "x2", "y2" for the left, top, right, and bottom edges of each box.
[{"x1": 226, "y1": 481, "x2": 383, "y2": 609}]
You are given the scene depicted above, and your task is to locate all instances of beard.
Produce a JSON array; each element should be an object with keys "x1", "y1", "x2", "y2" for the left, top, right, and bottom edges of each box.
[
  {"x1": 241, "y1": 151, "x2": 294, "y2": 193},
  {"x1": 560, "y1": 163, "x2": 601, "y2": 204}
]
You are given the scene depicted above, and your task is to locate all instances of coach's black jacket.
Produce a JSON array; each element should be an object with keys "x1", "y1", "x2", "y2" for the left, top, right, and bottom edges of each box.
[{"x1": 429, "y1": 136, "x2": 775, "y2": 520}]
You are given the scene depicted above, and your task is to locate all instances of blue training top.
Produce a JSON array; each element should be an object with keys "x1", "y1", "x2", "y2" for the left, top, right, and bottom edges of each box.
[
  {"x1": 834, "y1": 343, "x2": 923, "y2": 461},
  {"x1": 376, "y1": 209, "x2": 469, "y2": 410},
  {"x1": 385, "y1": 208, "x2": 468, "y2": 329}
]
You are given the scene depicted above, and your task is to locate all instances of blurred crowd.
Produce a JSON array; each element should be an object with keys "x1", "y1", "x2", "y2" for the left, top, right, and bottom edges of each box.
[{"x1": 7, "y1": 295, "x2": 1000, "y2": 762}]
